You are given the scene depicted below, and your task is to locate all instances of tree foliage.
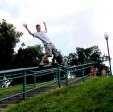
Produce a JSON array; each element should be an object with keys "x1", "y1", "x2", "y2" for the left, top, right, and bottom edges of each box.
[
  {"x1": 14, "y1": 45, "x2": 43, "y2": 68},
  {"x1": 67, "y1": 46, "x2": 102, "y2": 65},
  {"x1": 67, "y1": 46, "x2": 108, "y2": 76},
  {"x1": 0, "y1": 19, "x2": 22, "y2": 69}
]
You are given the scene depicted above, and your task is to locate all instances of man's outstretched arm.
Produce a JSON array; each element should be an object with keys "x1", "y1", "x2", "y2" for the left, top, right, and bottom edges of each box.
[
  {"x1": 23, "y1": 24, "x2": 34, "y2": 36},
  {"x1": 43, "y1": 21, "x2": 47, "y2": 32}
]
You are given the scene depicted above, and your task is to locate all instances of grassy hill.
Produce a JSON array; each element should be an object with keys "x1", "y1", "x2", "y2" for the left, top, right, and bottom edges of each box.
[{"x1": 7, "y1": 76, "x2": 113, "y2": 112}]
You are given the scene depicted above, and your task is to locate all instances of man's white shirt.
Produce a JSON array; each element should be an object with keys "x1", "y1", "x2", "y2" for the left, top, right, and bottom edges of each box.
[{"x1": 33, "y1": 32, "x2": 51, "y2": 45}]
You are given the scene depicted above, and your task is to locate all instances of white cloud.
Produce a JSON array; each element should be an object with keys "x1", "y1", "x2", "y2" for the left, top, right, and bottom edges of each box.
[
  {"x1": 0, "y1": 10, "x2": 11, "y2": 20},
  {"x1": 3, "y1": 0, "x2": 25, "y2": 5},
  {"x1": 91, "y1": 0, "x2": 113, "y2": 55},
  {"x1": 1, "y1": 0, "x2": 113, "y2": 70},
  {"x1": 92, "y1": 0, "x2": 113, "y2": 34}
]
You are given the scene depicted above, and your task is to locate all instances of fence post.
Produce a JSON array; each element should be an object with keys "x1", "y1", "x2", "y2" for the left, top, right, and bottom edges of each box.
[
  {"x1": 23, "y1": 70, "x2": 27, "y2": 100},
  {"x1": 33, "y1": 73, "x2": 36, "y2": 88},
  {"x1": 65, "y1": 68, "x2": 69, "y2": 86},
  {"x1": 57, "y1": 67, "x2": 61, "y2": 88},
  {"x1": 82, "y1": 68, "x2": 85, "y2": 82}
]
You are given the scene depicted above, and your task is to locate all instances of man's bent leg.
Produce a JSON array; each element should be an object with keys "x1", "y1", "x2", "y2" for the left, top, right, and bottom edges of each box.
[{"x1": 40, "y1": 54, "x2": 48, "y2": 65}]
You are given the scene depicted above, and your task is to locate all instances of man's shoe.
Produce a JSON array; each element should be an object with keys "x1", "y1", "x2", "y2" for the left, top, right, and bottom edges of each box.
[{"x1": 39, "y1": 62, "x2": 44, "y2": 66}]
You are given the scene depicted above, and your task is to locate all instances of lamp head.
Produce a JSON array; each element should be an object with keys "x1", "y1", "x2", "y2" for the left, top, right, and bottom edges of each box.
[{"x1": 104, "y1": 32, "x2": 108, "y2": 40}]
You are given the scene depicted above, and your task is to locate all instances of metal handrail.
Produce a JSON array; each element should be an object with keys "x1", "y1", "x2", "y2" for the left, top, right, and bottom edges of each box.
[{"x1": 0, "y1": 62, "x2": 95, "y2": 102}]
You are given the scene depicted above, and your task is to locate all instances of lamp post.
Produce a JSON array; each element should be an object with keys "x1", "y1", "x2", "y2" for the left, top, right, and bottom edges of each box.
[{"x1": 104, "y1": 33, "x2": 112, "y2": 75}]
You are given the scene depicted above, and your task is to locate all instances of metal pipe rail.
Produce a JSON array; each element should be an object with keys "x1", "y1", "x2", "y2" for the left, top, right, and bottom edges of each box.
[{"x1": 0, "y1": 63, "x2": 95, "y2": 102}]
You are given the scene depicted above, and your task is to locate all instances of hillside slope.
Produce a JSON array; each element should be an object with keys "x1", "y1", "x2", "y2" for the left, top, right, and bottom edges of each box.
[{"x1": 7, "y1": 77, "x2": 113, "y2": 112}]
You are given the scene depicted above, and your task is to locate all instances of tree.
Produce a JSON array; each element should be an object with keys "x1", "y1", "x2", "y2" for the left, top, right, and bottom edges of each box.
[
  {"x1": 14, "y1": 45, "x2": 43, "y2": 68},
  {"x1": 68, "y1": 53, "x2": 78, "y2": 65},
  {"x1": 55, "y1": 51, "x2": 63, "y2": 64},
  {"x1": 0, "y1": 19, "x2": 22, "y2": 69},
  {"x1": 75, "y1": 46, "x2": 102, "y2": 64},
  {"x1": 76, "y1": 47, "x2": 86, "y2": 64},
  {"x1": 66, "y1": 46, "x2": 109, "y2": 76}
]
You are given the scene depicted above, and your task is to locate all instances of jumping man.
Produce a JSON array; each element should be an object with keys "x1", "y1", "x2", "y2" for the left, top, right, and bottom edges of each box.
[{"x1": 23, "y1": 21, "x2": 59, "y2": 65}]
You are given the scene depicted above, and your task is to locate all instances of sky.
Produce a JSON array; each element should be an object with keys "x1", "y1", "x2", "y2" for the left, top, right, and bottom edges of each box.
[{"x1": 0, "y1": 0, "x2": 113, "y2": 70}]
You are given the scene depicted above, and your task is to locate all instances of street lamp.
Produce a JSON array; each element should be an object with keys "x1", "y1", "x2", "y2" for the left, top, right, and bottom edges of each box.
[{"x1": 104, "y1": 32, "x2": 112, "y2": 75}]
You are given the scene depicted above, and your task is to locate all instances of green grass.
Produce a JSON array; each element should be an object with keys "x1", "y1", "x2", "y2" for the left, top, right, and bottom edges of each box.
[
  {"x1": 0, "y1": 84, "x2": 23, "y2": 98},
  {"x1": 6, "y1": 76, "x2": 113, "y2": 112},
  {"x1": 0, "y1": 81, "x2": 55, "y2": 99}
]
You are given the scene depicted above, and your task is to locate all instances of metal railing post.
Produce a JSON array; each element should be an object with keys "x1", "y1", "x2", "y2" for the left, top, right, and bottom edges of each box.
[
  {"x1": 57, "y1": 67, "x2": 61, "y2": 88},
  {"x1": 82, "y1": 68, "x2": 85, "y2": 82},
  {"x1": 33, "y1": 73, "x2": 36, "y2": 88},
  {"x1": 65, "y1": 68, "x2": 69, "y2": 86},
  {"x1": 23, "y1": 70, "x2": 27, "y2": 100}
]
